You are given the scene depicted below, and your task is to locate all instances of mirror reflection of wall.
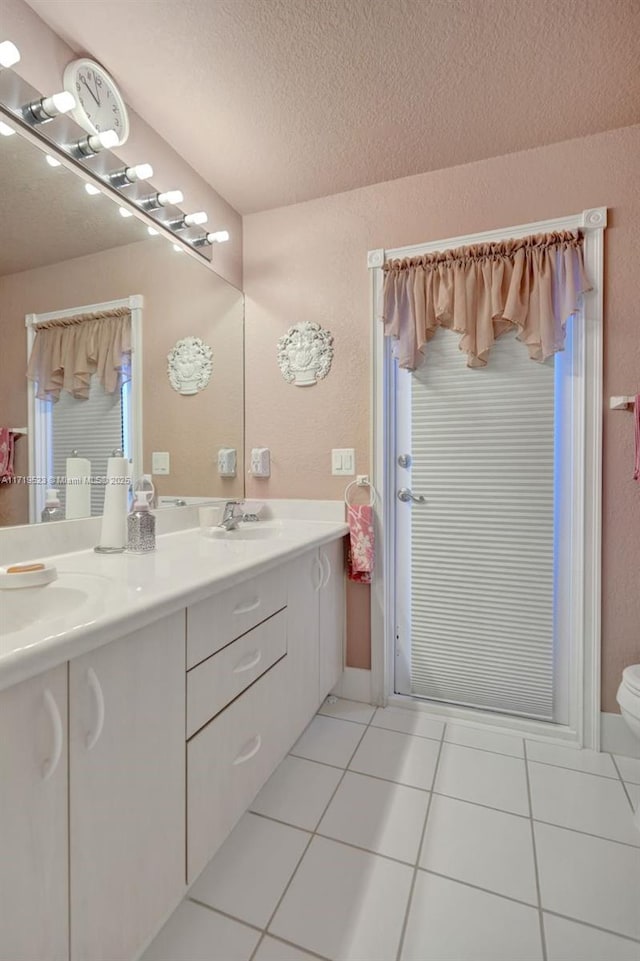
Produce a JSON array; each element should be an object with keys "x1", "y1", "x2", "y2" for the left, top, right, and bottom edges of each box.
[{"x1": 0, "y1": 127, "x2": 244, "y2": 528}]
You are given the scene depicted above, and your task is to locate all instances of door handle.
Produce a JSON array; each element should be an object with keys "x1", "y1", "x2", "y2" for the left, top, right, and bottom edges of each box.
[
  {"x1": 41, "y1": 689, "x2": 63, "y2": 781},
  {"x1": 313, "y1": 554, "x2": 324, "y2": 592},
  {"x1": 85, "y1": 667, "x2": 105, "y2": 751},
  {"x1": 397, "y1": 488, "x2": 426, "y2": 504},
  {"x1": 233, "y1": 734, "x2": 262, "y2": 766},
  {"x1": 320, "y1": 551, "x2": 331, "y2": 589},
  {"x1": 233, "y1": 650, "x2": 262, "y2": 674}
]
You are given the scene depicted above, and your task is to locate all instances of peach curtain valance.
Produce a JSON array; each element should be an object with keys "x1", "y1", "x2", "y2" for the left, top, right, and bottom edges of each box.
[
  {"x1": 381, "y1": 231, "x2": 591, "y2": 370},
  {"x1": 27, "y1": 307, "x2": 132, "y2": 402}
]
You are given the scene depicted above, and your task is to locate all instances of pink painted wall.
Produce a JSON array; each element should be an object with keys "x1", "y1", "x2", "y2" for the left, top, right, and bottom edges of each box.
[
  {"x1": 244, "y1": 124, "x2": 640, "y2": 711},
  {"x1": 2, "y1": 0, "x2": 242, "y2": 289}
]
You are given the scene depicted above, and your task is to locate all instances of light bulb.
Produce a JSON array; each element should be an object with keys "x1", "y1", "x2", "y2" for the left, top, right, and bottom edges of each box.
[
  {"x1": 172, "y1": 244, "x2": 183, "y2": 253},
  {"x1": 90, "y1": 129, "x2": 119, "y2": 151},
  {"x1": 85, "y1": 183, "x2": 101, "y2": 195},
  {"x1": 183, "y1": 211, "x2": 208, "y2": 227},
  {"x1": 207, "y1": 230, "x2": 230, "y2": 244},
  {"x1": 40, "y1": 90, "x2": 76, "y2": 117},
  {"x1": 46, "y1": 155, "x2": 61, "y2": 167},
  {"x1": 127, "y1": 163, "x2": 153, "y2": 182},
  {"x1": 0, "y1": 40, "x2": 20, "y2": 69},
  {"x1": 147, "y1": 226, "x2": 159, "y2": 236},
  {"x1": 0, "y1": 121, "x2": 15, "y2": 137},
  {"x1": 119, "y1": 207, "x2": 133, "y2": 218},
  {"x1": 158, "y1": 190, "x2": 183, "y2": 207}
]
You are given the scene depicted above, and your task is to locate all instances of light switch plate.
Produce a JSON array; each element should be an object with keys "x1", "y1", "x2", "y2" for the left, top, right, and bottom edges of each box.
[
  {"x1": 217, "y1": 448, "x2": 237, "y2": 477},
  {"x1": 332, "y1": 448, "x2": 355, "y2": 476},
  {"x1": 250, "y1": 447, "x2": 271, "y2": 477},
  {"x1": 152, "y1": 451, "x2": 170, "y2": 475}
]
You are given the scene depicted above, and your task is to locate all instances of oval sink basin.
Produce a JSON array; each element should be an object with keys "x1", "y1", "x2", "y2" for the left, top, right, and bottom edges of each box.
[{"x1": 0, "y1": 572, "x2": 111, "y2": 636}]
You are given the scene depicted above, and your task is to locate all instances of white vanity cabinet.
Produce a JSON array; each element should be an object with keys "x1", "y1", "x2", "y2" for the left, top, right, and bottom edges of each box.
[
  {"x1": 0, "y1": 665, "x2": 69, "y2": 961},
  {"x1": 68, "y1": 611, "x2": 186, "y2": 961}
]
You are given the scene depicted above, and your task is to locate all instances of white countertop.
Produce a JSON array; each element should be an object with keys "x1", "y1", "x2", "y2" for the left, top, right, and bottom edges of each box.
[{"x1": 0, "y1": 519, "x2": 348, "y2": 693}]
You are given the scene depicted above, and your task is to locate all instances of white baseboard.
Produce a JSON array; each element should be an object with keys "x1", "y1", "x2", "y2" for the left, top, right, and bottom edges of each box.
[
  {"x1": 333, "y1": 668, "x2": 372, "y2": 704},
  {"x1": 600, "y1": 711, "x2": 640, "y2": 758}
]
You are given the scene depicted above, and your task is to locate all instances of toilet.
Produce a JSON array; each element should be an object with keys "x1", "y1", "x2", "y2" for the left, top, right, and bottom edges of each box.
[{"x1": 616, "y1": 664, "x2": 640, "y2": 831}]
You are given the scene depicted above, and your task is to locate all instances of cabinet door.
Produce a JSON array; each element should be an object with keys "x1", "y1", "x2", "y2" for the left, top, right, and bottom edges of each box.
[
  {"x1": 69, "y1": 611, "x2": 185, "y2": 961},
  {"x1": 0, "y1": 666, "x2": 68, "y2": 961},
  {"x1": 319, "y1": 539, "x2": 346, "y2": 699},
  {"x1": 285, "y1": 549, "x2": 321, "y2": 729}
]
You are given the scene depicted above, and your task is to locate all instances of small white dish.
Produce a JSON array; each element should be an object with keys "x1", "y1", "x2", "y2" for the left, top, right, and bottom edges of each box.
[{"x1": 0, "y1": 563, "x2": 57, "y2": 590}]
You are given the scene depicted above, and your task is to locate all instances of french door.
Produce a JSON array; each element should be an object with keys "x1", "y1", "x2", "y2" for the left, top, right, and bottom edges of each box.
[{"x1": 393, "y1": 328, "x2": 564, "y2": 721}]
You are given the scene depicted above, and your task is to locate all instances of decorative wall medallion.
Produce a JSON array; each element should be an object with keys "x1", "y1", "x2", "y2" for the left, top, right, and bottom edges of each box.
[
  {"x1": 277, "y1": 322, "x2": 334, "y2": 387},
  {"x1": 167, "y1": 336, "x2": 213, "y2": 395}
]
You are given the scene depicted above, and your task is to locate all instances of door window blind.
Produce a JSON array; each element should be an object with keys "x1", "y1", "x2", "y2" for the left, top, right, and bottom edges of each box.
[
  {"x1": 51, "y1": 375, "x2": 124, "y2": 516},
  {"x1": 407, "y1": 330, "x2": 555, "y2": 719}
]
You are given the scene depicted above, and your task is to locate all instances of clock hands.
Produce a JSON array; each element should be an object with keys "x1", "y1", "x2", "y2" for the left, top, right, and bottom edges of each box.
[{"x1": 80, "y1": 75, "x2": 100, "y2": 107}]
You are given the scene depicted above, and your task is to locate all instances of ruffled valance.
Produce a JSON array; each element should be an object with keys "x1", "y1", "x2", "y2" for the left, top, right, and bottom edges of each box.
[
  {"x1": 381, "y1": 231, "x2": 591, "y2": 370},
  {"x1": 27, "y1": 307, "x2": 132, "y2": 402}
]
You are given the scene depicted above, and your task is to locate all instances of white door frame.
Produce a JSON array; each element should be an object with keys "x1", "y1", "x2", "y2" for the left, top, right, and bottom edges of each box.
[
  {"x1": 369, "y1": 208, "x2": 606, "y2": 749},
  {"x1": 26, "y1": 295, "x2": 143, "y2": 523}
]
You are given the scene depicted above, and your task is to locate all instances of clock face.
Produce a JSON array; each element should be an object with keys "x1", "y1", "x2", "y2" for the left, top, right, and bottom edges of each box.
[{"x1": 63, "y1": 59, "x2": 130, "y2": 146}]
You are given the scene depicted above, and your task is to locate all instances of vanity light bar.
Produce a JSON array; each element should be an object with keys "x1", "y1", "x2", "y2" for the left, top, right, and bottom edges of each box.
[
  {"x1": 72, "y1": 129, "x2": 119, "y2": 158},
  {"x1": 138, "y1": 189, "x2": 184, "y2": 211},
  {"x1": 24, "y1": 90, "x2": 76, "y2": 124},
  {"x1": 193, "y1": 230, "x2": 231, "y2": 246},
  {"x1": 0, "y1": 40, "x2": 20, "y2": 69},
  {"x1": 108, "y1": 163, "x2": 154, "y2": 187},
  {"x1": 166, "y1": 210, "x2": 208, "y2": 230}
]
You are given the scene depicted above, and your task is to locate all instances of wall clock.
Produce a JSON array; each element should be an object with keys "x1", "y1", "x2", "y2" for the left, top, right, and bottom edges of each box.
[{"x1": 63, "y1": 58, "x2": 130, "y2": 146}]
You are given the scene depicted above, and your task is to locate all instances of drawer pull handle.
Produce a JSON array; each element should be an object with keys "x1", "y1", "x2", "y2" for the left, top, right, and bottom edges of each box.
[
  {"x1": 233, "y1": 650, "x2": 262, "y2": 674},
  {"x1": 41, "y1": 689, "x2": 63, "y2": 781},
  {"x1": 233, "y1": 734, "x2": 262, "y2": 766},
  {"x1": 85, "y1": 667, "x2": 105, "y2": 751},
  {"x1": 233, "y1": 597, "x2": 261, "y2": 616}
]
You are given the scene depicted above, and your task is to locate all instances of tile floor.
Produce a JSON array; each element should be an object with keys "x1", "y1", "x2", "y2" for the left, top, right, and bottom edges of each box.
[{"x1": 142, "y1": 699, "x2": 640, "y2": 961}]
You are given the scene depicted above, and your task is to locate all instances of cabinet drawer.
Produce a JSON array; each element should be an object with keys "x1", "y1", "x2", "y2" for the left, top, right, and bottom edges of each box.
[
  {"x1": 187, "y1": 609, "x2": 287, "y2": 738},
  {"x1": 187, "y1": 657, "x2": 289, "y2": 882},
  {"x1": 187, "y1": 566, "x2": 287, "y2": 668}
]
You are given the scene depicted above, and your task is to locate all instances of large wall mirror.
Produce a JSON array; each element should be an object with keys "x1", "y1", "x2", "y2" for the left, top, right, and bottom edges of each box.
[{"x1": 0, "y1": 102, "x2": 244, "y2": 528}]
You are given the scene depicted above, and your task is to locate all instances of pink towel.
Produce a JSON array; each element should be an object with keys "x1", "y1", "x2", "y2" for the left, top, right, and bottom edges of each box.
[
  {"x1": 0, "y1": 428, "x2": 16, "y2": 483},
  {"x1": 347, "y1": 504, "x2": 374, "y2": 584},
  {"x1": 634, "y1": 394, "x2": 640, "y2": 482}
]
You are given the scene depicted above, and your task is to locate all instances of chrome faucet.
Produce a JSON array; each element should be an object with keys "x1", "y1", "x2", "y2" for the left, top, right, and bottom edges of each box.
[{"x1": 218, "y1": 500, "x2": 244, "y2": 531}]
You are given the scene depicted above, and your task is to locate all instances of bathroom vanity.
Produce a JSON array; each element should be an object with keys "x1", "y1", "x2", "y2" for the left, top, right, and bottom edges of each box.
[{"x1": 0, "y1": 518, "x2": 347, "y2": 961}]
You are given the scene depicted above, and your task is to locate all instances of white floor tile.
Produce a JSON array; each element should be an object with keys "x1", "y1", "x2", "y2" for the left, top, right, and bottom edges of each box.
[
  {"x1": 318, "y1": 697, "x2": 375, "y2": 725},
  {"x1": 528, "y1": 761, "x2": 640, "y2": 845},
  {"x1": 419, "y1": 794, "x2": 537, "y2": 904},
  {"x1": 141, "y1": 901, "x2": 260, "y2": 961},
  {"x1": 372, "y1": 706, "x2": 444, "y2": 741},
  {"x1": 290, "y1": 715, "x2": 364, "y2": 768},
  {"x1": 349, "y1": 725, "x2": 440, "y2": 790},
  {"x1": 250, "y1": 755, "x2": 342, "y2": 830},
  {"x1": 434, "y1": 743, "x2": 529, "y2": 815},
  {"x1": 318, "y1": 771, "x2": 429, "y2": 863},
  {"x1": 625, "y1": 782, "x2": 640, "y2": 808},
  {"x1": 269, "y1": 836, "x2": 413, "y2": 961},
  {"x1": 616, "y1": 754, "x2": 640, "y2": 785},
  {"x1": 543, "y1": 913, "x2": 640, "y2": 961},
  {"x1": 445, "y1": 723, "x2": 524, "y2": 757},
  {"x1": 254, "y1": 935, "x2": 320, "y2": 961},
  {"x1": 535, "y1": 822, "x2": 640, "y2": 940},
  {"x1": 401, "y1": 871, "x2": 542, "y2": 961},
  {"x1": 189, "y1": 813, "x2": 309, "y2": 928},
  {"x1": 526, "y1": 740, "x2": 618, "y2": 778}
]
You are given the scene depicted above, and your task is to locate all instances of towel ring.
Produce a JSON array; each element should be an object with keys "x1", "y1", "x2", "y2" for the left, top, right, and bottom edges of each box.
[{"x1": 344, "y1": 478, "x2": 377, "y2": 508}]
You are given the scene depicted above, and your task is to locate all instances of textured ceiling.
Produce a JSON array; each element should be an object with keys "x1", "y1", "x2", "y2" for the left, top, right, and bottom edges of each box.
[
  {"x1": 0, "y1": 131, "x2": 148, "y2": 275},
  {"x1": 25, "y1": 0, "x2": 640, "y2": 214}
]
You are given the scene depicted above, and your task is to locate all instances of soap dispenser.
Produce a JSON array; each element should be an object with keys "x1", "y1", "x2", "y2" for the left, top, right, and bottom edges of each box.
[
  {"x1": 41, "y1": 489, "x2": 64, "y2": 523},
  {"x1": 127, "y1": 491, "x2": 156, "y2": 553}
]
